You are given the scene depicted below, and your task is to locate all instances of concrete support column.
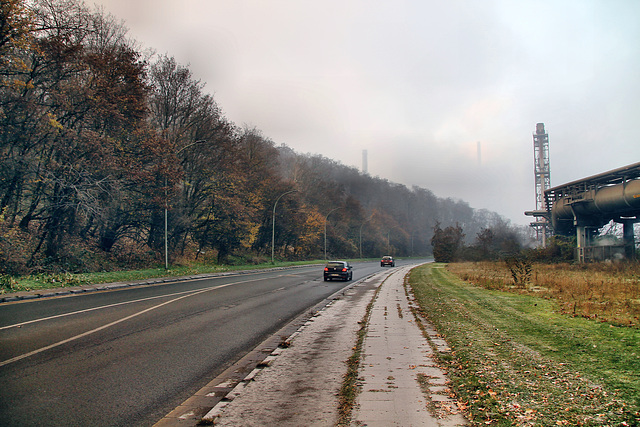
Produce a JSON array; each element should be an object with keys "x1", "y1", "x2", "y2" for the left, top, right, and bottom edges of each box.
[
  {"x1": 622, "y1": 220, "x2": 637, "y2": 260},
  {"x1": 576, "y1": 225, "x2": 587, "y2": 263}
]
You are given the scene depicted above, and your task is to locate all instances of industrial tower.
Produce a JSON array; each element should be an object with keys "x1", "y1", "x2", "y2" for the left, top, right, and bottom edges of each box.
[
  {"x1": 532, "y1": 123, "x2": 551, "y2": 246},
  {"x1": 362, "y1": 149, "x2": 368, "y2": 174}
]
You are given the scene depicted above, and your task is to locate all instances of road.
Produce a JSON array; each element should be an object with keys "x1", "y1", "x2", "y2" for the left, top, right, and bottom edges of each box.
[{"x1": 0, "y1": 260, "x2": 412, "y2": 426}]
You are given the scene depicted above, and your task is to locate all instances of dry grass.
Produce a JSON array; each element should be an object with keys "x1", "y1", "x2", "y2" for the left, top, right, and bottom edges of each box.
[
  {"x1": 409, "y1": 264, "x2": 640, "y2": 426},
  {"x1": 447, "y1": 261, "x2": 640, "y2": 327}
]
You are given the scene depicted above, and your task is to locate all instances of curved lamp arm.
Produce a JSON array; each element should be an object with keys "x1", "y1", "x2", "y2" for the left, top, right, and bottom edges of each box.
[{"x1": 271, "y1": 189, "x2": 298, "y2": 264}]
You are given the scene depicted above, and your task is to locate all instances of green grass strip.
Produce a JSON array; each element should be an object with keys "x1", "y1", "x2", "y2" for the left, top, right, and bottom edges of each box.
[
  {"x1": 2, "y1": 260, "x2": 327, "y2": 293},
  {"x1": 336, "y1": 280, "x2": 382, "y2": 426},
  {"x1": 408, "y1": 263, "x2": 640, "y2": 426}
]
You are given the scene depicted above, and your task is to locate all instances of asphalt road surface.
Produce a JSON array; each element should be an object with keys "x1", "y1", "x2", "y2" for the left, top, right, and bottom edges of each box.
[{"x1": 0, "y1": 260, "x2": 414, "y2": 426}]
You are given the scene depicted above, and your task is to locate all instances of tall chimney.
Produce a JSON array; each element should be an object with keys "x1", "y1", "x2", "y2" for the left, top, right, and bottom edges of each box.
[{"x1": 362, "y1": 149, "x2": 368, "y2": 174}]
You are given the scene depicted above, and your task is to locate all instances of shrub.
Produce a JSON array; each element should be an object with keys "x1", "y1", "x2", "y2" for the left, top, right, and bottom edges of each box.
[
  {"x1": 0, "y1": 214, "x2": 36, "y2": 275},
  {"x1": 504, "y1": 256, "x2": 532, "y2": 287},
  {"x1": 431, "y1": 223, "x2": 465, "y2": 262},
  {"x1": 0, "y1": 274, "x2": 20, "y2": 293},
  {"x1": 525, "y1": 236, "x2": 575, "y2": 263}
]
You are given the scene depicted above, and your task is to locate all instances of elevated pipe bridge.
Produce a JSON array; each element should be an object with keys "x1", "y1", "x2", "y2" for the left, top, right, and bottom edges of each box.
[{"x1": 527, "y1": 161, "x2": 640, "y2": 262}]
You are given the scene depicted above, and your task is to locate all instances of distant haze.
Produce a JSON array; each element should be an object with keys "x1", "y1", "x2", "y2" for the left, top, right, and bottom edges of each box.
[{"x1": 93, "y1": 0, "x2": 640, "y2": 224}]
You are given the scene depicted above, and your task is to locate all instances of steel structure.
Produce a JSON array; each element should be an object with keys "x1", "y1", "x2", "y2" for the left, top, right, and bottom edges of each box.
[
  {"x1": 543, "y1": 162, "x2": 640, "y2": 262},
  {"x1": 528, "y1": 123, "x2": 551, "y2": 246}
]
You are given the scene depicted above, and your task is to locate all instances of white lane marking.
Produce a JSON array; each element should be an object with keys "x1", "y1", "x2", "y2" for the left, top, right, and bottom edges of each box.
[
  {"x1": 2, "y1": 288, "x2": 206, "y2": 331},
  {"x1": 0, "y1": 277, "x2": 275, "y2": 367},
  {"x1": 0, "y1": 275, "x2": 282, "y2": 331}
]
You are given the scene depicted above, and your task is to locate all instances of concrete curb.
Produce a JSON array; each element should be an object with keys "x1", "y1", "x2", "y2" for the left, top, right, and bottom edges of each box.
[{"x1": 0, "y1": 264, "x2": 320, "y2": 304}]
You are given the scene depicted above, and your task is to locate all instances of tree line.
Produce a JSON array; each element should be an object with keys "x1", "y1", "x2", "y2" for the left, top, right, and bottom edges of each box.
[{"x1": 0, "y1": 0, "x2": 527, "y2": 275}]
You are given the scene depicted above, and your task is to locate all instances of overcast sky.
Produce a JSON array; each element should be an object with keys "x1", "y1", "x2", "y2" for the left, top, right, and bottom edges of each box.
[{"x1": 91, "y1": 0, "x2": 640, "y2": 225}]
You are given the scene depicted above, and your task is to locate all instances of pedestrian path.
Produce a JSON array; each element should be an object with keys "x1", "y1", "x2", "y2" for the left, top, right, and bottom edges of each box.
[{"x1": 351, "y1": 265, "x2": 467, "y2": 426}]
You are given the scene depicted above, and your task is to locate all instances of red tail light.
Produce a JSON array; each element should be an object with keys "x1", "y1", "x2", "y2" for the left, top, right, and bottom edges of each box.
[
  {"x1": 324, "y1": 267, "x2": 328, "y2": 271},
  {"x1": 342, "y1": 268, "x2": 347, "y2": 272}
]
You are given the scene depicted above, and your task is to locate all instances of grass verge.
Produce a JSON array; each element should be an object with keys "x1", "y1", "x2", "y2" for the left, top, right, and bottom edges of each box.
[
  {"x1": 0, "y1": 260, "x2": 327, "y2": 294},
  {"x1": 409, "y1": 263, "x2": 640, "y2": 426}
]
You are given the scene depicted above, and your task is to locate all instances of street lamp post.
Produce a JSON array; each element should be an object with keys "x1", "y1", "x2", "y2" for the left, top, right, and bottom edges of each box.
[
  {"x1": 387, "y1": 230, "x2": 390, "y2": 253},
  {"x1": 410, "y1": 229, "x2": 422, "y2": 257},
  {"x1": 164, "y1": 186, "x2": 169, "y2": 270},
  {"x1": 324, "y1": 207, "x2": 342, "y2": 260},
  {"x1": 386, "y1": 225, "x2": 402, "y2": 256},
  {"x1": 164, "y1": 140, "x2": 207, "y2": 270},
  {"x1": 411, "y1": 230, "x2": 415, "y2": 257},
  {"x1": 359, "y1": 214, "x2": 375, "y2": 259},
  {"x1": 271, "y1": 189, "x2": 297, "y2": 264}
]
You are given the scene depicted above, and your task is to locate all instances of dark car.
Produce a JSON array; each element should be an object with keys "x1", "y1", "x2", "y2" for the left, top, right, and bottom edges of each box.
[
  {"x1": 380, "y1": 256, "x2": 395, "y2": 267},
  {"x1": 323, "y1": 261, "x2": 353, "y2": 281}
]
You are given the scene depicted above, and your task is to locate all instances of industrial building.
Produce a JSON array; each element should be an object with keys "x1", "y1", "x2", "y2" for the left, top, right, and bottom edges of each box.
[{"x1": 526, "y1": 124, "x2": 639, "y2": 262}]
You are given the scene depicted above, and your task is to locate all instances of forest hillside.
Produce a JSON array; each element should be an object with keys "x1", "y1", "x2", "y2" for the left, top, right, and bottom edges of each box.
[{"x1": 0, "y1": 0, "x2": 527, "y2": 275}]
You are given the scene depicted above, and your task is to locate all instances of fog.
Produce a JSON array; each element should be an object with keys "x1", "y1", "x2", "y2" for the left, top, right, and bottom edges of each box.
[{"x1": 92, "y1": 0, "x2": 640, "y2": 225}]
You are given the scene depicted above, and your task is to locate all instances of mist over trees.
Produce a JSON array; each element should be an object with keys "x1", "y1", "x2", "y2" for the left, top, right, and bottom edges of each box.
[{"x1": 0, "y1": 0, "x2": 528, "y2": 275}]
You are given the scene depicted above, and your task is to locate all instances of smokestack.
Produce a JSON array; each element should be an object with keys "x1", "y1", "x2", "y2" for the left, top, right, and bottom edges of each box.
[{"x1": 362, "y1": 149, "x2": 368, "y2": 174}]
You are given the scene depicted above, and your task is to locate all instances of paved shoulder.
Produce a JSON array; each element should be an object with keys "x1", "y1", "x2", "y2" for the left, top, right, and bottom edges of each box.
[{"x1": 206, "y1": 275, "x2": 380, "y2": 426}]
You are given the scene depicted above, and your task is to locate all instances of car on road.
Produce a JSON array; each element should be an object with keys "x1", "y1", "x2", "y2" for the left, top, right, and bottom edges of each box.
[
  {"x1": 380, "y1": 256, "x2": 395, "y2": 267},
  {"x1": 323, "y1": 261, "x2": 353, "y2": 281}
]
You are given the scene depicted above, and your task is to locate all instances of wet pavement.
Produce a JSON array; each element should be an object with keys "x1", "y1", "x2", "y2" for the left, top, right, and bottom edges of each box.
[{"x1": 191, "y1": 264, "x2": 467, "y2": 426}]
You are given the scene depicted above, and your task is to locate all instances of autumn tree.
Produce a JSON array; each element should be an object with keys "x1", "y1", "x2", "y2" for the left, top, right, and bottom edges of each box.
[
  {"x1": 0, "y1": 0, "x2": 35, "y2": 76},
  {"x1": 1, "y1": 0, "x2": 161, "y2": 270},
  {"x1": 147, "y1": 55, "x2": 242, "y2": 262},
  {"x1": 431, "y1": 222, "x2": 465, "y2": 262}
]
